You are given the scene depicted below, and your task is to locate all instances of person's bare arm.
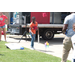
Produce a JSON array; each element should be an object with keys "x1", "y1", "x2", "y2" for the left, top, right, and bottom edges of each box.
[
  {"x1": 29, "y1": 27, "x2": 34, "y2": 35},
  {"x1": 5, "y1": 19, "x2": 8, "y2": 24},
  {"x1": 62, "y1": 24, "x2": 68, "y2": 34},
  {"x1": 36, "y1": 27, "x2": 38, "y2": 31},
  {"x1": 4, "y1": 18, "x2": 8, "y2": 24}
]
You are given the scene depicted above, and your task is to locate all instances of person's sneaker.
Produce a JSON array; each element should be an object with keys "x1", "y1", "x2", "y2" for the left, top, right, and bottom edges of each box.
[
  {"x1": 30, "y1": 47, "x2": 34, "y2": 50},
  {"x1": 4, "y1": 40, "x2": 7, "y2": 42},
  {"x1": 33, "y1": 47, "x2": 35, "y2": 50}
]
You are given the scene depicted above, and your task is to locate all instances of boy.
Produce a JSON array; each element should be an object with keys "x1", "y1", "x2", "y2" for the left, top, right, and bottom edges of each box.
[
  {"x1": 71, "y1": 23, "x2": 75, "y2": 62},
  {"x1": 29, "y1": 17, "x2": 38, "y2": 50}
]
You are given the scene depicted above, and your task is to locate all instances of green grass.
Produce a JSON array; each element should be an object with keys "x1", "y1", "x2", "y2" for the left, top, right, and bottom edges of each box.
[{"x1": 0, "y1": 41, "x2": 71, "y2": 62}]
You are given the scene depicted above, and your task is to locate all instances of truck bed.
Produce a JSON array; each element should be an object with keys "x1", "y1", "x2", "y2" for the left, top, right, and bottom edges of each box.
[{"x1": 21, "y1": 24, "x2": 64, "y2": 28}]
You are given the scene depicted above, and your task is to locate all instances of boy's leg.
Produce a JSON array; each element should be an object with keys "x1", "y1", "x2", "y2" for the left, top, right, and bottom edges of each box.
[
  {"x1": 30, "y1": 32, "x2": 34, "y2": 48},
  {"x1": 0, "y1": 28, "x2": 2, "y2": 41},
  {"x1": 33, "y1": 34, "x2": 36, "y2": 48},
  {"x1": 31, "y1": 35, "x2": 34, "y2": 47},
  {"x1": 33, "y1": 34, "x2": 36, "y2": 41}
]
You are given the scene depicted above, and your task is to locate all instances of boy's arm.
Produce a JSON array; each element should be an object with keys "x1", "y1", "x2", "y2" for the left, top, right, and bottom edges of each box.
[
  {"x1": 29, "y1": 27, "x2": 34, "y2": 34},
  {"x1": 36, "y1": 22, "x2": 38, "y2": 31},
  {"x1": 29, "y1": 23, "x2": 34, "y2": 34},
  {"x1": 36, "y1": 27, "x2": 38, "y2": 31}
]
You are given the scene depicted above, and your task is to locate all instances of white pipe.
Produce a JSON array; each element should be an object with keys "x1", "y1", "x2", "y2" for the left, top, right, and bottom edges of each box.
[{"x1": 38, "y1": 34, "x2": 39, "y2": 43}]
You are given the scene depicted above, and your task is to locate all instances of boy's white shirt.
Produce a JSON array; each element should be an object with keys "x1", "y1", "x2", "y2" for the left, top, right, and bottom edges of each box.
[{"x1": 71, "y1": 34, "x2": 75, "y2": 59}]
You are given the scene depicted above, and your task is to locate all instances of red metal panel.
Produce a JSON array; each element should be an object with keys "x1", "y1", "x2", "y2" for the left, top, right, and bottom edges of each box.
[{"x1": 31, "y1": 12, "x2": 50, "y2": 24}]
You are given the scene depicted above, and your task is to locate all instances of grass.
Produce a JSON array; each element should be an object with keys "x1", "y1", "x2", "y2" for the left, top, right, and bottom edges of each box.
[{"x1": 0, "y1": 41, "x2": 71, "y2": 62}]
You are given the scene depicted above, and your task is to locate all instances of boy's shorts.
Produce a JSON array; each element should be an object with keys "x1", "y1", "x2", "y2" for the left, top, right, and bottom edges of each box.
[{"x1": 0, "y1": 25, "x2": 5, "y2": 28}]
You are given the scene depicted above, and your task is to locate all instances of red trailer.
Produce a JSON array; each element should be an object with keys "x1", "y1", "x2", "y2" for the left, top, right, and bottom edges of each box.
[{"x1": 31, "y1": 12, "x2": 50, "y2": 24}]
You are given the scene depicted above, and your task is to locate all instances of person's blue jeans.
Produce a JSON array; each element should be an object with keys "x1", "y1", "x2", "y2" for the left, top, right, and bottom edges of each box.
[{"x1": 30, "y1": 32, "x2": 36, "y2": 48}]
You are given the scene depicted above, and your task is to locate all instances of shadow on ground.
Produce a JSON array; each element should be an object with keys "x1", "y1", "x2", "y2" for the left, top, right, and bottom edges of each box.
[
  {"x1": 0, "y1": 54, "x2": 5, "y2": 56},
  {"x1": 36, "y1": 49, "x2": 54, "y2": 53},
  {"x1": 8, "y1": 36, "x2": 64, "y2": 45},
  {"x1": 9, "y1": 35, "x2": 64, "y2": 45}
]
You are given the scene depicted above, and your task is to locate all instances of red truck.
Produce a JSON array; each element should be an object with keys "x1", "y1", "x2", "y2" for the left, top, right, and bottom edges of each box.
[{"x1": 7, "y1": 12, "x2": 70, "y2": 40}]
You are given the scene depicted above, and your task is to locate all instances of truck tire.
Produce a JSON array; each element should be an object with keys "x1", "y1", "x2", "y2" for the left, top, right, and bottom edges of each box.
[{"x1": 42, "y1": 29, "x2": 54, "y2": 40}]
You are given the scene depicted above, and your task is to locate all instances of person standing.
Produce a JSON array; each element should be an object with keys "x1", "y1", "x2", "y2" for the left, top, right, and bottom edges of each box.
[
  {"x1": 0, "y1": 12, "x2": 8, "y2": 41},
  {"x1": 61, "y1": 12, "x2": 75, "y2": 62},
  {"x1": 29, "y1": 17, "x2": 38, "y2": 50}
]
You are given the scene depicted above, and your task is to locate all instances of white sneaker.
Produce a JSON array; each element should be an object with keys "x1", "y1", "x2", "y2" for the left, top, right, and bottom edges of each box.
[
  {"x1": 30, "y1": 47, "x2": 34, "y2": 50},
  {"x1": 33, "y1": 47, "x2": 35, "y2": 50},
  {"x1": 5, "y1": 40, "x2": 7, "y2": 42}
]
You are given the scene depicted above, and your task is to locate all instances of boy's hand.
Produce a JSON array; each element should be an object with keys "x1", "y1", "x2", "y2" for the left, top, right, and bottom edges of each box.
[
  {"x1": 36, "y1": 27, "x2": 38, "y2": 31},
  {"x1": 32, "y1": 32, "x2": 34, "y2": 36}
]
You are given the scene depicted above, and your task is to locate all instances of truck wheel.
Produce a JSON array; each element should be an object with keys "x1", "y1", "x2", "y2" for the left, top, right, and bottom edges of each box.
[{"x1": 42, "y1": 29, "x2": 54, "y2": 40}]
